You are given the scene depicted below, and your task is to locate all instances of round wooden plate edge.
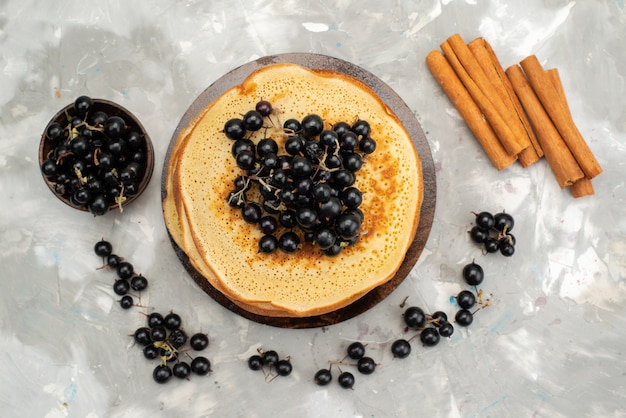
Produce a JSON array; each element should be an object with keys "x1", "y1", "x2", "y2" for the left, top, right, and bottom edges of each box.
[{"x1": 161, "y1": 53, "x2": 436, "y2": 329}]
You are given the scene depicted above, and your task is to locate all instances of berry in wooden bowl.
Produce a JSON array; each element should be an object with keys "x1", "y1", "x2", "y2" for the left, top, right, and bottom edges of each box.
[{"x1": 38, "y1": 96, "x2": 154, "y2": 215}]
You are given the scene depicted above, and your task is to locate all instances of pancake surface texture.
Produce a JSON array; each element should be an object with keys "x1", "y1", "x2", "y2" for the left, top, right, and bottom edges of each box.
[{"x1": 164, "y1": 62, "x2": 423, "y2": 318}]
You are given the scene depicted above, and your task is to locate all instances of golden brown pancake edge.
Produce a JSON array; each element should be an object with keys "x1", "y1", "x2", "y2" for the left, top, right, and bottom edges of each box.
[{"x1": 165, "y1": 62, "x2": 423, "y2": 318}]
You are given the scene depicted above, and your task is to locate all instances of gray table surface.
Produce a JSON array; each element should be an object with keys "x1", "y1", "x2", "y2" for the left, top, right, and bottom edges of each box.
[{"x1": 1, "y1": 1, "x2": 625, "y2": 417}]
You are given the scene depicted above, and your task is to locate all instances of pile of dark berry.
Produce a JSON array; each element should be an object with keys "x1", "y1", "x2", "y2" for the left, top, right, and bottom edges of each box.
[
  {"x1": 224, "y1": 100, "x2": 376, "y2": 256},
  {"x1": 247, "y1": 348, "x2": 293, "y2": 381},
  {"x1": 382, "y1": 211, "x2": 517, "y2": 367},
  {"x1": 313, "y1": 342, "x2": 377, "y2": 389},
  {"x1": 134, "y1": 312, "x2": 211, "y2": 383},
  {"x1": 308, "y1": 298, "x2": 479, "y2": 389},
  {"x1": 94, "y1": 239, "x2": 148, "y2": 309},
  {"x1": 469, "y1": 211, "x2": 516, "y2": 256},
  {"x1": 94, "y1": 239, "x2": 211, "y2": 384},
  {"x1": 40, "y1": 96, "x2": 149, "y2": 216},
  {"x1": 387, "y1": 285, "x2": 483, "y2": 363},
  {"x1": 89, "y1": 210, "x2": 515, "y2": 387}
]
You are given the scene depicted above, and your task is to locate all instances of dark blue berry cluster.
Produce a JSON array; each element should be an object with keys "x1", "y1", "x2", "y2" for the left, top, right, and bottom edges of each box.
[
  {"x1": 134, "y1": 311, "x2": 211, "y2": 384},
  {"x1": 385, "y1": 211, "x2": 512, "y2": 362},
  {"x1": 469, "y1": 211, "x2": 516, "y2": 256},
  {"x1": 41, "y1": 96, "x2": 149, "y2": 215},
  {"x1": 247, "y1": 348, "x2": 292, "y2": 381},
  {"x1": 224, "y1": 100, "x2": 377, "y2": 256},
  {"x1": 94, "y1": 239, "x2": 211, "y2": 384},
  {"x1": 94, "y1": 239, "x2": 148, "y2": 309},
  {"x1": 313, "y1": 342, "x2": 377, "y2": 389},
  {"x1": 387, "y1": 305, "x2": 455, "y2": 361}
]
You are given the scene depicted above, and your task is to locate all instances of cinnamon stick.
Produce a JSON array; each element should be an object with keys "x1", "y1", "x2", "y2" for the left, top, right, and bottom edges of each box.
[
  {"x1": 441, "y1": 36, "x2": 524, "y2": 156},
  {"x1": 468, "y1": 37, "x2": 543, "y2": 166},
  {"x1": 505, "y1": 64, "x2": 584, "y2": 188},
  {"x1": 444, "y1": 34, "x2": 527, "y2": 156},
  {"x1": 547, "y1": 68, "x2": 595, "y2": 197},
  {"x1": 519, "y1": 55, "x2": 602, "y2": 179},
  {"x1": 546, "y1": 68, "x2": 569, "y2": 114},
  {"x1": 570, "y1": 177, "x2": 595, "y2": 198},
  {"x1": 426, "y1": 50, "x2": 516, "y2": 171}
]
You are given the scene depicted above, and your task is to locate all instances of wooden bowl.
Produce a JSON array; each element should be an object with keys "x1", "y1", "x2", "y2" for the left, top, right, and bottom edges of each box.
[{"x1": 38, "y1": 98, "x2": 154, "y2": 214}]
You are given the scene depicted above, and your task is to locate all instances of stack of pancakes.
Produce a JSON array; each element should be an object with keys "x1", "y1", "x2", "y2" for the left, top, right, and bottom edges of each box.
[{"x1": 163, "y1": 63, "x2": 423, "y2": 318}]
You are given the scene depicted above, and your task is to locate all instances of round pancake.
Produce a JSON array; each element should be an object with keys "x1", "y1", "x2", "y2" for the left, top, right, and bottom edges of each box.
[{"x1": 165, "y1": 62, "x2": 422, "y2": 317}]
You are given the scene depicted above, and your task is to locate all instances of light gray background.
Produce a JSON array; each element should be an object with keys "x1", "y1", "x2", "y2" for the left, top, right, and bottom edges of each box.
[{"x1": 1, "y1": 1, "x2": 625, "y2": 417}]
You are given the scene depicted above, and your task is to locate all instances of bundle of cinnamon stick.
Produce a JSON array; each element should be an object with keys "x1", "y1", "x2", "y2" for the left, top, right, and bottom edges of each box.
[{"x1": 426, "y1": 34, "x2": 602, "y2": 198}]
